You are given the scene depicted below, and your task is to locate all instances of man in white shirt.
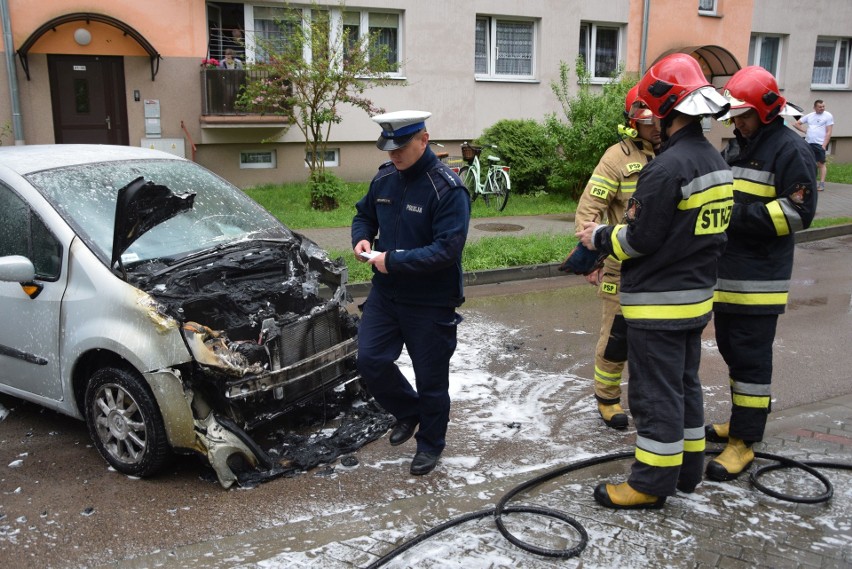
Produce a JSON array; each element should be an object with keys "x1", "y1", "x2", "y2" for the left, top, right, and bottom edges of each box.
[{"x1": 795, "y1": 100, "x2": 834, "y2": 191}]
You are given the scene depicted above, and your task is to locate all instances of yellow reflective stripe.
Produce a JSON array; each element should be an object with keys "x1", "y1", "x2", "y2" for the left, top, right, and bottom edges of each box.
[
  {"x1": 684, "y1": 438, "x2": 706, "y2": 453},
  {"x1": 734, "y1": 178, "x2": 775, "y2": 198},
  {"x1": 714, "y1": 290, "x2": 789, "y2": 306},
  {"x1": 732, "y1": 393, "x2": 771, "y2": 409},
  {"x1": 622, "y1": 297, "x2": 713, "y2": 320},
  {"x1": 588, "y1": 174, "x2": 618, "y2": 191},
  {"x1": 610, "y1": 225, "x2": 631, "y2": 262},
  {"x1": 766, "y1": 201, "x2": 790, "y2": 236},
  {"x1": 677, "y1": 184, "x2": 735, "y2": 210},
  {"x1": 635, "y1": 447, "x2": 683, "y2": 467},
  {"x1": 594, "y1": 367, "x2": 621, "y2": 386}
]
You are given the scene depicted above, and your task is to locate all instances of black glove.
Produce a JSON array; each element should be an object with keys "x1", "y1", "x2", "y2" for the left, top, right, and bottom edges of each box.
[{"x1": 557, "y1": 242, "x2": 605, "y2": 275}]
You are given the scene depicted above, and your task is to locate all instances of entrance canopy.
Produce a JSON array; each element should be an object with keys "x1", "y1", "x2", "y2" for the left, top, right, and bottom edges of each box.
[
  {"x1": 656, "y1": 45, "x2": 741, "y2": 83},
  {"x1": 17, "y1": 12, "x2": 161, "y2": 81}
]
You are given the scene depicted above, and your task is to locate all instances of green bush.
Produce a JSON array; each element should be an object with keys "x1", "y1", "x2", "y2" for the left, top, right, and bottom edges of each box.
[
  {"x1": 545, "y1": 58, "x2": 636, "y2": 200},
  {"x1": 477, "y1": 119, "x2": 555, "y2": 194}
]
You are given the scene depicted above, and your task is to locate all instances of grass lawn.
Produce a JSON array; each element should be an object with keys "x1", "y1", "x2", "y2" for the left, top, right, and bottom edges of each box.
[{"x1": 246, "y1": 162, "x2": 852, "y2": 283}]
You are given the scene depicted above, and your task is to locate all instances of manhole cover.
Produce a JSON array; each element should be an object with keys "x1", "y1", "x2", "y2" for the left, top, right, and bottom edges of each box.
[{"x1": 474, "y1": 223, "x2": 524, "y2": 232}]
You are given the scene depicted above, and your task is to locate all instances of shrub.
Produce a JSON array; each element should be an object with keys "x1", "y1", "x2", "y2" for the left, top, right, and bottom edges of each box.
[
  {"x1": 544, "y1": 58, "x2": 636, "y2": 199},
  {"x1": 477, "y1": 119, "x2": 555, "y2": 195}
]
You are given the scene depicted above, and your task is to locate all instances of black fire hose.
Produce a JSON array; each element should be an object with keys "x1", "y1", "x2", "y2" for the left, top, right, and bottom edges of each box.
[{"x1": 364, "y1": 449, "x2": 852, "y2": 568}]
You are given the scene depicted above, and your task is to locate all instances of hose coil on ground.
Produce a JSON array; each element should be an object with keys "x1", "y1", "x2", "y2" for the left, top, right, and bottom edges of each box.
[{"x1": 366, "y1": 449, "x2": 851, "y2": 568}]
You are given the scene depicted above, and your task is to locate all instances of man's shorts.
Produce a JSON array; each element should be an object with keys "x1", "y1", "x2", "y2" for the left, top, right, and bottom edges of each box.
[{"x1": 809, "y1": 143, "x2": 826, "y2": 164}]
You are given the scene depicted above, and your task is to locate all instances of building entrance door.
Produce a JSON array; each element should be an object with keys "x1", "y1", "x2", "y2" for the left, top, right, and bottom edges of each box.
[{"x1": 48, "y1": 55, "x2": 129, "y2": 145}]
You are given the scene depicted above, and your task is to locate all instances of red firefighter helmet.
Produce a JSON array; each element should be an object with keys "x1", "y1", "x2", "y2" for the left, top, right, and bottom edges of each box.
[
  {"x1": 638, "y1": 53, "x2": 712, "y2": 118},
  {"x1": 625, "y1": 84, "x2": 653, "y2": 126},
  {"x1": 722, "y1": 66, "x2": 787, "y2": 124}
]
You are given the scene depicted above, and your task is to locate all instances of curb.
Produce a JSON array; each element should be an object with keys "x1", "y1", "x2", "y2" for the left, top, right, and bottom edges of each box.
[{"x1": 346, "y1": 223, "x2": 852, "y2": 298}]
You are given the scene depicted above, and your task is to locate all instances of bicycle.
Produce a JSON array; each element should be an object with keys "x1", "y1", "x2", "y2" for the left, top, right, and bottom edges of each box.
[{"x1": 459, "y1": 142, "x2": 511, "y2": 211}]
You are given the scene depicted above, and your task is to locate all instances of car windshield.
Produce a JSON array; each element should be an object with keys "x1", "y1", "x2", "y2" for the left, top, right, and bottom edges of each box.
[{"x1": 25, "y1": 159, "x2": 291, "y2": 265}]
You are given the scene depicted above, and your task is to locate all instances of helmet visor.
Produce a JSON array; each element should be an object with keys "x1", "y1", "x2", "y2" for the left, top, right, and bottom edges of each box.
[{"x1": 628, "y1": 102, "x2": 654, "y2": 124}]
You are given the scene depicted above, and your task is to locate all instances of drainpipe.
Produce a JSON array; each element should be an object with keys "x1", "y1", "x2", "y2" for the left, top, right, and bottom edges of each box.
[
  {"x1": 1, "y1": 0, "x2": 25, "y2": 145},
  {"x1": 639, "y1": 0, "x2": 651, "y2": 75}
]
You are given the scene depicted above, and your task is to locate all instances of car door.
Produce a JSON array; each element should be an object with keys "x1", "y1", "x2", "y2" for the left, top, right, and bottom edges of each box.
[{"x1": 0, "y1": 184, "x2": 67, "y2": 401}]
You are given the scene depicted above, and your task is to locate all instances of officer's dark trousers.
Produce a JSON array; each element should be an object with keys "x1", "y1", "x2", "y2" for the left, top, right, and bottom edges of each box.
[
  {"x1": 714, "y1": 312, "x2": 778, "y2": 443},
  {"x1": 357, "y1": 288, "x2": 459, "y2": 455},
  {"x1": 627, "y1": 326, "x2": 705, "y2": 497}
]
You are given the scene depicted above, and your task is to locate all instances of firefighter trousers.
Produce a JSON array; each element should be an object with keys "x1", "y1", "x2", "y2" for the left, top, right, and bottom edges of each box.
[
  {"x1": 626, "y1": 326, "x2": 706, "y2": 497},
  {"x1": 357, "y1": 288, "x2": 461, "y2": 455},
  {"x1": 593, "y1": 288, "x2": 628, "y2": 403},
  {"x1": 714, "y1": 312, "x2": 778, "y2": 443}
]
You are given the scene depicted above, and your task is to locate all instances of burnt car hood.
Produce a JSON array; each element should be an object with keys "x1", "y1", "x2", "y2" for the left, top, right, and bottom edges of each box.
[{"x1": 111, "y1": 176, "x2": 196, "y2": 269}]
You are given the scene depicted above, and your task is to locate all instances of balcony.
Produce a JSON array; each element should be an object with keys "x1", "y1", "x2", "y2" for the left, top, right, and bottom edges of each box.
[{"x1": 200, "y1": 68, "x2": 288, "y2": 128}]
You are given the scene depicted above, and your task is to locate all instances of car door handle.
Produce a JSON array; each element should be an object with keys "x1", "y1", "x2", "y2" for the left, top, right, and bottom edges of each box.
[{"x1": 105, "y1": 115, "x2": 111, "y2": 130}]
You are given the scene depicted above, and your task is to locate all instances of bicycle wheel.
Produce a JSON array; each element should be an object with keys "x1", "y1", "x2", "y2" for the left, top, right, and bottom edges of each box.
[
  {"x1": 485, "y1": 168, "x2": 510, "y2": 211},
  {"x1": 459, "y1": 166, "x2": 478, "y2": 202}
]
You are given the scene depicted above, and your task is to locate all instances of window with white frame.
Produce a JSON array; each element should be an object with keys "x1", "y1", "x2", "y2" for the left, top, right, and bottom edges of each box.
[
  {"x1": 811, "y1": 37, "x2": 849, "y2": 87},
  {"x1": 579, "y1": 22, "x2": 623, "y2": 80},
  {"x1": 698, "y1": 0, "x2": 717, "y2": 15},
  {"x1": 342, "y1": 11, "x2": 401, "y2": 72},
  {"x1": 305, "y1": 148, "x2": 339, "y2": 168},
  {"x1": 749, "y1": 34, "x2": 783, "y2": 78},
  {"x1": 475, "y1": 17, "x2": 536, "y2": 80},
  {"x1": 247, "y1": 6, "x2": 402, "y2": 73},
  {"x1": 240, "y1": 150, "x2": 277, "y2": 169}
]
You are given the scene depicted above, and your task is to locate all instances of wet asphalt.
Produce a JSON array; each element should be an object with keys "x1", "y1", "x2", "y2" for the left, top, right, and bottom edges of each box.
[{"x1": 1, "y1": 185, "x2": 851, "y2": 569}]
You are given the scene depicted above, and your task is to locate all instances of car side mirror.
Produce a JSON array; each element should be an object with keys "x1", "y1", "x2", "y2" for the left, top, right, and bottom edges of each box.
[{"x1": 0, "y1": 255, "x2": 36, "y2": 282}]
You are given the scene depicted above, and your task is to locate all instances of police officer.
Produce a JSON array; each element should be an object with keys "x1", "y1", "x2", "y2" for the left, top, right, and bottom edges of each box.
[
  {"x1": 578, "y1": 53, "x2": 733, "y2": 508},
  {"x1": 352, "y1": 110, "x2": 470, "y2": 476},
  {"x1": 706, "y1": 67, "x2": 817, "y2": 481},
  {"x1": 570, "y1": 85, "x2": 660, "y2": 430}
]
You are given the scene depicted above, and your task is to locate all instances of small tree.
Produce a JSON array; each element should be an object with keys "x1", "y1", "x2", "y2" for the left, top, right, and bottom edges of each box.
[
  {"x1": 544, "y1": 57, "x2": 635, "y2": 199},
  {"x1": 239, "y1": 2, "x2": 398, "y2": 209}
]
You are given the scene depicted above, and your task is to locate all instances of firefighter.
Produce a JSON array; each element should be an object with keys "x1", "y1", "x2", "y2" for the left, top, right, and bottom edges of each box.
[
  {"x1": 568, "y1": 85, "x2": 660, "y2": 429},
  {"x1": 577, "y1": 53, "x2": 733, "y2": 508},
  {"x1": 706, "y1": 67, "x2": 817, "y2": 481}
]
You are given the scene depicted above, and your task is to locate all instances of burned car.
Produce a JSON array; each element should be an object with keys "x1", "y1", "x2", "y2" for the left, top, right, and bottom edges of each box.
[{"x1": 0, "y1": 145, "x2": 360, "y2": 488}]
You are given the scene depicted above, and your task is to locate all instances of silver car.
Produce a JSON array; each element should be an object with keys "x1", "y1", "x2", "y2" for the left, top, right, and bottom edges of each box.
[{"x1": 0, "y1": 145, "x2": 359, "y2": 488}]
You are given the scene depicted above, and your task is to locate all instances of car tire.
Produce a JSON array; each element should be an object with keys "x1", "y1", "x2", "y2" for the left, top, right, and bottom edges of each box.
[{"x1": 84, "y1": 366, "x2": 171, "y2": 477}]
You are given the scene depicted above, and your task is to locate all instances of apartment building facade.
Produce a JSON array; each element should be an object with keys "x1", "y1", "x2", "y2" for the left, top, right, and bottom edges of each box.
[{"x1": 1, "y1": 0, "x2": 849, "y2": 187}]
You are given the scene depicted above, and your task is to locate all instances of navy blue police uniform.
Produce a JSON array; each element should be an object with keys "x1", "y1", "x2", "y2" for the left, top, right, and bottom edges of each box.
[{"x1": 352, "y1": 145, "x2": 470, "y2": 457}]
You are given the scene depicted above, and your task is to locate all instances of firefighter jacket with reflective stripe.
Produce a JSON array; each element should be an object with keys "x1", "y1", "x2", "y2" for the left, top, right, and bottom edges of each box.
[
  {"x1": 714, "y1": 119, "x2": 818, "y2": 315},
  {"x1": 593, "y1": 121, "x2": 734, "y2": 331},
  {"x1": 575, "y1": 137, "x2": 656, "y2": 280},
  {"x1": 352, "y1": 146, "x2": 471, "y2": 307}
]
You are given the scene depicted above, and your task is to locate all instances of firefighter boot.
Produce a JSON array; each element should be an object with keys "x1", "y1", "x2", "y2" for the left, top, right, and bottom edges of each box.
[
  {"x1": 705, "y1": 437, "x2": 754, "y2": 481},
  {"x1": 593, "y1": 481, "x2": 666, "y2": 510},
  {"x1": 705, "y1": 421, "x2": 729, "y2": 443},
  {"x1": 597, "y1": 401, "x2": 628, "y2": 430}
]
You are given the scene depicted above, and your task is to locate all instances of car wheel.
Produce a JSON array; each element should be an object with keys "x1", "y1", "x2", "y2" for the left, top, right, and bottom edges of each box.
[{"x1": 84, "y1": 367, "x2": 171, "y2": 477}]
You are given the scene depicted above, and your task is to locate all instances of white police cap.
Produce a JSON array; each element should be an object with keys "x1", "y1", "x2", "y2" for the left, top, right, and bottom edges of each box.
[{"x1": 372, "y1": 110, "x2": 431, "y2": 151}]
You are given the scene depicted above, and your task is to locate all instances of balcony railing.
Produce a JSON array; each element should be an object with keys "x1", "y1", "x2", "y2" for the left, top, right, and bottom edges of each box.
[{"x1": 201, "y1": 68, "x2": 286, "y2": 117}]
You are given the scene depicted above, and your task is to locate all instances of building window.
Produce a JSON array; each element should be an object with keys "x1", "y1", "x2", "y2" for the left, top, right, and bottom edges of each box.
[
  {"x1": 249, "y1": 6, "x2": 402, "y2": 74},
  {"x1": 811, "y1": 37, "x2": 849, "y2": 87},
  {"x1": 475, "y1": 17, "x2": 536, "y2": 80},
  {"x1": 698, "y1": 0, "x2": 717, "y2": 15},
  {"x1": 341, "y1": 11, "x2": 402, "y2": 73},
  {"x1": 305, "y1": 148, "x2": 339, "y2": 168},
  {"x1": 240, "y1": 150, "x2": 277, "y2": 169},
  {"x1": 749, "y1": 34, "x2": 783, "y2": 78},
  {"x1": 579, "y1": 23, "x2": 623, "y2": 81}
]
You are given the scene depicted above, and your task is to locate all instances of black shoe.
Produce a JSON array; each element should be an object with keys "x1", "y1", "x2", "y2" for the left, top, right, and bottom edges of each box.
[
  {"x1": 410, "y1": 451, "x2": 440, "y2": 475},
  {"x1": 389, "y1": 419, "x2": 417, "y2": 446}
]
